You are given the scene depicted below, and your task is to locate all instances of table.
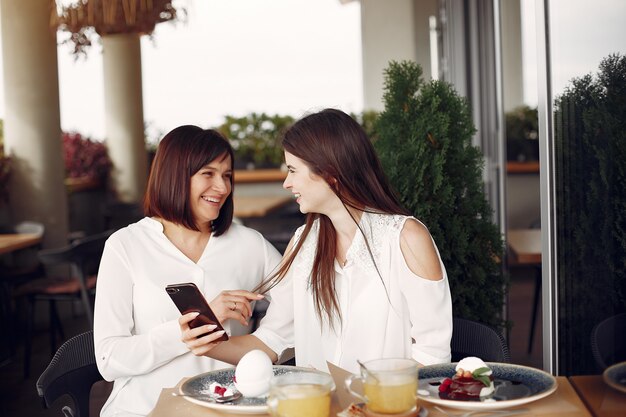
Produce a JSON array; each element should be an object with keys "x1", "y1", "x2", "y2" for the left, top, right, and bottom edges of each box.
[
  {"x1": 148, "y1": 376, "x2": 591, "y2": 417},
  {"x1": 570, "y1": 375, "x2": 626, "y2": 417},
  {"x1": 508, "y1": 229, "x2": 542, "y2": 265},
  {"x1": 234, "y1": 169, "x2": 287, "y2": 184},
  {"x1": 0, "y1": 233, "x2": 43, "y2": 366},
  {"x1": 507, "y1": 229, "x2": 542, "y2": 353},
  {"x1": 233, "y1": 195, "x2": 292, "y2": 219},
  {"x1": 0, "y1": 233, "x2": 42, "y2": 256}
]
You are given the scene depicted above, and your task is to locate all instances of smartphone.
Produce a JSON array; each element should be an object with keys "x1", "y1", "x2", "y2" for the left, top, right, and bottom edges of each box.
[{"x1": 165, "y1": 282, "x2": 229, "y2": 342}]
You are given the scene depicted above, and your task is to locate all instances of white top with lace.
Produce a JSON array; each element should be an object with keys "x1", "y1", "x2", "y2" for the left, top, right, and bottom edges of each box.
[{"x1": 253, "y1": 211, "x2": 452, "y2": 374}]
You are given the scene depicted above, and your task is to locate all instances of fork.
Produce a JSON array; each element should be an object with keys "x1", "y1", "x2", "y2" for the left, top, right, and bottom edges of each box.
[
  {"x1": 433, "y1": 406, "x2": 530, "y2": 417},
  {"x1": 171, "y1": 391, "x2": 242, "y2": 403}
]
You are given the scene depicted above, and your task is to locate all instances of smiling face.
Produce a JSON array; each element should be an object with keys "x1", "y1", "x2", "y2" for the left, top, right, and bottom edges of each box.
[
  {"x1": 283, "y1": 151, "x2": 336, "y2": 215},
  {"x1": 189, "y1": 154, "x2": 233, "y2": 228}
]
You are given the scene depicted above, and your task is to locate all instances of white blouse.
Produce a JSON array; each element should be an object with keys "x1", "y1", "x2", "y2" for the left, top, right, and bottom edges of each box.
[
  {"x1": 94, "y1": 217, "x2": 281, "y2": 417},
  {"x1": 253, "y1": 212, "x2": 452, "y2": 374}
]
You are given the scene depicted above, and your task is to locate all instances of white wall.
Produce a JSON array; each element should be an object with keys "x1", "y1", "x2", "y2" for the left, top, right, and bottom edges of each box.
[{"x1": 360, "y1": 0, "x2": 437, "y2": 110}]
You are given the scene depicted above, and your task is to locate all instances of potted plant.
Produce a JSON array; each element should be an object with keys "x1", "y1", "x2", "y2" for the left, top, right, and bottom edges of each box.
[
  {"x1": 374, "y1": 61, "x2": 507, "y2": 329},
  {"x1": 217, "y1": 113, "x2": 294, "y2": 170},
  {"x1": 505, "y1": 105, "x2": 539, "y2": 162},
  {"x1": 54, "y1": 0, "x2": 179, "y2": 56},
  {"x1": 62, "y1": 131, "x2": 112, "y2": 192}
]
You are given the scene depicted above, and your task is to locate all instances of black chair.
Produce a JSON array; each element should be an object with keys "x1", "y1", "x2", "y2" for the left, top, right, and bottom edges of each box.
[
  {"x1": 242, "y1": 201, "x2": 304, "y2": 255},
  {"x1": 451, "y1": 317, "x2": 511, "y2": 363},
  {"x1": 36, "y1": 330, "x2": 103, "y2": 417},
  {"x1": 591, "y1": 312, "x2": 626, "y2": 371},
  {"x1": 527, "y1": 218, "x2": 542, "y2": 353},
  {"x1": 102, "y1": 201, "x2": 143, "y2": 231},
  {"x1": 14, "y1": 230, "x2": 114, "y2": 377}
]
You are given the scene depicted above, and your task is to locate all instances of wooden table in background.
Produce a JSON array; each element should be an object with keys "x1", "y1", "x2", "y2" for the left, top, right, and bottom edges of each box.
[
  {"x1": 570, "y1": 375, "x2": 626, "y2": 417},
  {"x1": 233, "y1": 195, "x2": 292, "y2": 219},
  {"x1": 507, "y1": 229, "x2": 542, "y2": 353},
  {"x1": 508, "y1": 229, "x2": 542, "y2": 265},
  {"x1": 0, "y1": 233, "x2": 42, "y2": 256},
  {"x1": 1, "y1": 233, "x2": 43, "y2": 366}
]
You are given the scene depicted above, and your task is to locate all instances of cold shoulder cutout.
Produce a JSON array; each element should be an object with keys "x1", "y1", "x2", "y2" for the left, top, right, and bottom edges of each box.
[{"x1": 399, "y1": 218, "x2": 443, "y2": 281}]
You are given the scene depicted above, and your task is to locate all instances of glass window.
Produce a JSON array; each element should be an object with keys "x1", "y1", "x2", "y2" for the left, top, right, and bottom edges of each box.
[{"x1": 547, "y1": 0, "x2": 626, "y2": 375}]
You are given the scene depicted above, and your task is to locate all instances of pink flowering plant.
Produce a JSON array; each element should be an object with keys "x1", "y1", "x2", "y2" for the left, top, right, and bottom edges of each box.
[{"x1": 62, "y1": 132, "x2": 112, "y2": 181}]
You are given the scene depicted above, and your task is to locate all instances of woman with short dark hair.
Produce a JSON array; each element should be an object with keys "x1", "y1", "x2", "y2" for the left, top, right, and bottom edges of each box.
[{"x1": 94, "y1": 125, "x2": 281, "y2": 417}]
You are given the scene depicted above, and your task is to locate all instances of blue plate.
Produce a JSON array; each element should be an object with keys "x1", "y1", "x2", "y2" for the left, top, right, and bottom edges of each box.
[
  {"x1": 180, "y1": 365, "x2": 333, "y2": 414},
  {"x1": 603, "y1": 361, "x2": 626, "y2": 394},
  {"x1": 417, "y1": 362, "x2": 557, "y2": 411}
]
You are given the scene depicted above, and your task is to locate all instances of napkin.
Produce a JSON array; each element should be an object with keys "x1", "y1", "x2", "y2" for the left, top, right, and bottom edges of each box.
[{"x1": 327, "y1": 361, "x2": 363, "y2": 410}]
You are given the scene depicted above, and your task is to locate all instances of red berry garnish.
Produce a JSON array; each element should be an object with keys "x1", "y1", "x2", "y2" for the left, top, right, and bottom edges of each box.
[
  {"x1": 214, "y1": 385, "x2": 227, "y2": 396},
  {"x1": 438, "y1": 378, "x2": 452, "y2": 392}
]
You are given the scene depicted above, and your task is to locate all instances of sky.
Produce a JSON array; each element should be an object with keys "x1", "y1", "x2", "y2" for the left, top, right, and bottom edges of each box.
[
  {"x1": 0, "y1": 0, "x2": 363, "y2": 142},
  {"x1": 3, "y1": 0, "x2": 623, "y2": 142},
  {"x1": 520, "y1": 0, "x2": 626, "y2": 107}
]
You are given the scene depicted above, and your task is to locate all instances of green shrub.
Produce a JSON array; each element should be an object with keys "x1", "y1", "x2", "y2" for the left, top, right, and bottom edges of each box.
[
  {"x1": 217, "y1": 113, "x2": 294, "y2": 169},
  {"x1": 554, "y1": 53, "x2": 626, "y2": 374},
  {"x1": 374, "y1": 61, "x2": 507, "y2": 328}
]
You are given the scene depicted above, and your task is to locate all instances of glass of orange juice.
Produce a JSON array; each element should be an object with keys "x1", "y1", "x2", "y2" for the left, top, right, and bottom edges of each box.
[
  {"x1": 345, "y1": 358, "x2": 418, "y2": 414},
  {"x1": 267, "y1": 372, "x2": 333, "y2": 417}
]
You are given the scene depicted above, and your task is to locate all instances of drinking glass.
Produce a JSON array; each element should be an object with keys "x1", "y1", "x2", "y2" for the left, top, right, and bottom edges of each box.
[
  {"x1": 267, "y1": 371, "x2": 333, "y2": 417},
  {"x1": 345, "y1": 358, "x2": 418, "y2": 414}
]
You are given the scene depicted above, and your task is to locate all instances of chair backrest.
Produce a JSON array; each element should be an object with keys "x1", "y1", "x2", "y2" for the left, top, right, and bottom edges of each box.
[
  {"x1": 102, "y1": 201, "x2": 143, "y2": 230},
  {"x1": 38, "y1": 229, "x2": 114, "y2": 275},
  {"x1": 451, "y1": 317, "x2": 511, "y2": 363},
  {"x1": 37, "y1": 230, "x2": 114, "y2": 325},
  {"x1": 591, "y1": 312, "x2": 626, "y2": 371},
  {"x1": 36, "y1": 330, "x2": 103, "y2": 417}
]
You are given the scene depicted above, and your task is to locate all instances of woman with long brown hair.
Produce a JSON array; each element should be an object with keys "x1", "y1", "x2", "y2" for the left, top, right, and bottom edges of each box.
[{"x1": 180, "y1": 109, "x2": 452, "y2": 373}]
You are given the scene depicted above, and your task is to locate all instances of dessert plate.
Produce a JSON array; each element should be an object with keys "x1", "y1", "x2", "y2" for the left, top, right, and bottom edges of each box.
[
  {"x1": 180, "y1": 365, "x2": 334, "y2": 414},
  {"x1": 603, "y1": 361, "x2": 626, "y2": 394},
  {"x1": 417, "y1": 363, "x2": 557, "y2": 411}
]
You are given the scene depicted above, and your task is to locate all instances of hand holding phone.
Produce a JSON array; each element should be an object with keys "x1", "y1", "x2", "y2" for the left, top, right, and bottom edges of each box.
[{"x1": 166, "y1": 282, "x2": 229, "y2": 342}]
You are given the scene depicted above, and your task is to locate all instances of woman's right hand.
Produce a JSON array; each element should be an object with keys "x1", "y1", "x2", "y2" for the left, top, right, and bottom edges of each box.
[
  {"x1": 179, "y1": 312, "x2": 226, "y2": 356},
  {"x1": 209, "y1": 290, "x2": 264, "y2": 327}
]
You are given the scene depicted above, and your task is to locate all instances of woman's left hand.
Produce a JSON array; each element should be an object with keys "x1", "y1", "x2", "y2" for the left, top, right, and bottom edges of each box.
[
  {"x1": 179, "y1": 312, "x2": 227, "y2": 356},
  {"x1": 209, "y1": 290, "x2": 264, "y2": 327}
]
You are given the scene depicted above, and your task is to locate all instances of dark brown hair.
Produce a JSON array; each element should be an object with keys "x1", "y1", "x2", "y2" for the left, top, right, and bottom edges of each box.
[
  {"x1": 257, "y1": 109, "x2": 408, "y2": 327},
  {"x1": 143, "y1": 125, "x2": 235, "y2": 236}
]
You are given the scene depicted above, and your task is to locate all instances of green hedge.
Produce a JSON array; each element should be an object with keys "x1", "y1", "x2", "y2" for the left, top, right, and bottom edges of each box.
[{"x1": 374, "y1": 61, "x2": 507, "y2": 329}]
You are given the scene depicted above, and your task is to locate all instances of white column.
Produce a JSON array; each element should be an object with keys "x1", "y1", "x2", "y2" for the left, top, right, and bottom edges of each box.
[
  {"x1": 102, "y1": 34, "x2": 147, "y2": 203},
  {"x1": 414, "y1": 0, "x2": 438, "y2": 81},
  {"x1": 360, "y1": 0, "x2": 417, "y2": 111},
  {"x1": 360, "y1": 0, "x2": 437, "y2": 111},
  {"x1": 501, "y1": 0, "x2": 524, "y2": 112},
  {"x1": 0, "y1": 0, "x2": 68, "y2": 248}
]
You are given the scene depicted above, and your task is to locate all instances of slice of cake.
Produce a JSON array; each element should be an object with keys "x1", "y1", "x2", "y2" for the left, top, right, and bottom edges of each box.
[{"x1": 438, "y1": 357, "x2": 494, "y2": 400}]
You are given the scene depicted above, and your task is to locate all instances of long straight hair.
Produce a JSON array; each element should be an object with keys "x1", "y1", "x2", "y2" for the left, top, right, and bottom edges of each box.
[{"x1": 257, "y1": 109, "x2": 409, "y2": 327}]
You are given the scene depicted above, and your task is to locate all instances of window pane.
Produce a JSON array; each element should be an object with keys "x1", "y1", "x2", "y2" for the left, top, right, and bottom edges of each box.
[{"x1": 548, "y1": 0, "x2": 626, "y2": 375}]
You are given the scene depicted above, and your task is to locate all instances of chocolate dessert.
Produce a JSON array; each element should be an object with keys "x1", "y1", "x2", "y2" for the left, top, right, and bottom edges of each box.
[{"x1": 438, "y1": 357, "x2": 495, "y2": 400}]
